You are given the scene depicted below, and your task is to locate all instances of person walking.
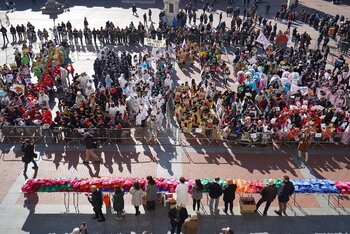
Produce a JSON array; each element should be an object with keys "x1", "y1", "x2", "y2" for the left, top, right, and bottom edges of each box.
[
  {"x1": 10, "y1": 25, "x2": 16, "y2": 43},
  {"x1": 86, "y1": 185, "x2": 105, "y2": 222},
  {"x1": 255, "y1": 179, "x2": 278, "y2": 215},
  {"x1": 21, "y1": 139, "x2": 38, "y2": 179},
  {"x1": 222, "y1": 179, "x2": 237, "y2": 214},
  {"x1": 183, "y1": 212, "x2": 200, "y2": 234},
  {"x1": 83, "y1": 132, "x2": 100, "y2": 164},
  {"x1": 168, "y1": 204, "x2": 188, "y2": 234},
  {"x1": 145, "y1": 176, "x2": 157, "y2": 211},
  {"x1": 132, "y1": 4, "x2": 137, "y2": 16},
  {"x1": 274, "y1": 175, "x2": 295, "y2": 216},
  {"x1": 112, "y1": 186, "x2": 124, "y2": 220},
  {"x1": 176, "y1": 177, "x2": 189, "y2": 207},
  {"x1": 130, "y1": 181, "x2": 144, "y2": 215},
  {"x1": 208, "y1": 177, "x2": 223, "y2": 214},
  {"x1": 191, "y1": 179, "x2": 204, "y2": 212}
]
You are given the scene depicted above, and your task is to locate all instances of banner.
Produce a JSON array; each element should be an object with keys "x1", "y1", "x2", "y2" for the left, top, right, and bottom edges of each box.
[
  {"x1": 256, "y1": 32, "x2": 271, "y2": 50},
  {"x1": 144, "y1": 38, "x2": 166, "y2": 48}
]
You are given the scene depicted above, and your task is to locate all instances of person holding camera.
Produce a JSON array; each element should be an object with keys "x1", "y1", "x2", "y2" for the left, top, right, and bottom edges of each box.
[
  {"x1": 86, "y1": 185, "x2": 105, "y2": 222},
  {"x1": 21, "y1": 139, "x2": 38, "y2": 178}
]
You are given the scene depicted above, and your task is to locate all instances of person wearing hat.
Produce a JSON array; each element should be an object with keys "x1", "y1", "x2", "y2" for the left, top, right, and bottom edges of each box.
[
  {"x1": 21, "y1": 139, "x2": 38, "y2": 179},
  {"x1": 86, "y1": 185, "x2": 105, "y2": 222},
  {"x1": 255, "y1": 179, "x2": 278, "y2": 216},
  {"x1": 183, "y1": 212, "x2": 200, "y2": 234},
  {"x1": 168, "y1": 203, "x2": 188, "y2": 234},
  {"x1": 222, "y1": 179, "x2": 237, "y2": 214}
]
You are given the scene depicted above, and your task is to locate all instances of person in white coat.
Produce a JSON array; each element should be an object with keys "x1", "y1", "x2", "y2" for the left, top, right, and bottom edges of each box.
[
  {"x1": 129, "y1": 181, "x2": 144, "y2": 216},
  {"x1": 176, "y1": 177, "x2": 189, "y2": 207}
]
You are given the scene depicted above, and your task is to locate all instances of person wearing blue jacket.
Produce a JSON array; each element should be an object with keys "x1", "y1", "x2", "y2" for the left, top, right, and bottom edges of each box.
[{"x1": 274, "y1": 175, "x2": 295, "y2": 216}]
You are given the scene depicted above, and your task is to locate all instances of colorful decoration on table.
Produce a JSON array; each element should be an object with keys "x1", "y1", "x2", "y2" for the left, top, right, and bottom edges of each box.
[
  {"x1": 21, "y1": 178, "x2": 343, "y2": 195},
  {"x1": 335, "y1": 181, "x2": 350, "y2": 194}
]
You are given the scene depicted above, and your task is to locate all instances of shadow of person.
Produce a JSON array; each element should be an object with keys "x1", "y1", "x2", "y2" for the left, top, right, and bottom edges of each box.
[{"x1": 23, "y1": 192, "x2": 39, "y2": 214}]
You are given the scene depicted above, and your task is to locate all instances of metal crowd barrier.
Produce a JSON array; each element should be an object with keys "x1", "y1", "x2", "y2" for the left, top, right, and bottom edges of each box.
[
  {"x1": 0, "y1": 126, "x2": 180, "y2": 145},
  {"x1": 178, "y1": 127, "x2": 350, "y2": 149}
]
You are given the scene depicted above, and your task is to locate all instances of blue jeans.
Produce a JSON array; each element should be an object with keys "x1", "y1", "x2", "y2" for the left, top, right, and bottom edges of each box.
[
  {"x1": 209, "y1": 197, "x2": 219, "y2": 212},
  {"x1": 23, "y1": 159, "x2": 38, "y2": 175}
]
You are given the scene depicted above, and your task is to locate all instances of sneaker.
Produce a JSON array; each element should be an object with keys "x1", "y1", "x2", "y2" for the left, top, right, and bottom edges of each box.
[
  {"x1": 83, "y1": 161, "x2": 89, "y2": 164},
  {"x1": 283, "y1": 212, "x2": 287, "y2": 216},
  {"x1": 274, "y1": 210, "x2": 282, "y2": 216},
  {"x1": 230, "y1": 210, "x2": 233, "y2": 215},
  {"x1": 222, "y1": 209, "x2": 227, "y2": 214},
  {"x1": 32, "y1": 166, "x2": 38, "y2": 169}
]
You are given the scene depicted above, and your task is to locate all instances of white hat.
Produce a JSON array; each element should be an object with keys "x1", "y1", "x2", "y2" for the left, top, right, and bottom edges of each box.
[{"x1": 77, "y1": 91, "x2": 82, "y2": 95}]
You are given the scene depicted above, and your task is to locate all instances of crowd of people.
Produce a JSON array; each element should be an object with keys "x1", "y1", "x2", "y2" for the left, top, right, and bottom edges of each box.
[
  {"x1": 0, "y1": 0, "x2": 350, "y2": 148},
  {"x1": 79, "y1": 174, "x2": 294, "y2": 233}
]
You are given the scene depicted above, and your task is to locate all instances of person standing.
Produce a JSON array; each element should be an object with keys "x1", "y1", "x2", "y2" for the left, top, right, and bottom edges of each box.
[
  {"x1": 222, "y1": 179, "x2": 237, "y2": 214},
  {"x1": 83, "y1": 132, "x2": 101, "y2": 164},
  {"x1": 148, "y1": 9, "x2": 152, "y2": 21},
  {"x1": 146, "y1": 176, "x2": 157, "y2": 211},
  {"x1": 168, "y1": 204, "x2": 188, "y2": 234},
  {"x1": 176, "y1": 177, "x2": 189, "y2": 207},
  {"x1": 112, "y1": 186, "x2": 124, "y2": 220},
  {"x1": 255, "y1": 179, "x2": 278, "y2": 215},
  {"x1": 183, "y1": 212, "x2": 200, "y2": 234},
  {"x1": 191, "y1": 179, "x2": 204, "y2": 212},
  {"x1": 274, "y1": 175, "x2": 295, "y2": 216},
  {"x1": 130, "y1": 181, "x2": 144, "y2": 215},
  {"x1": 10, "y1": 25, "x2": 16, "y2": 43},
  {"x1": 1, "y1": 25, "x2": 9, "y2": 45},
  {"x1": 86, "y1": 185, "x2": 105, "y2": 222},
  {"x1": 21, "y1": 139, "x2": 38, "y2": 179},
  {"x1": 208, "y1": 177, "x2": 223, "y2": 214},
  {"x1": 297, "y1": 127, "x2": 311, "y2": 162}
]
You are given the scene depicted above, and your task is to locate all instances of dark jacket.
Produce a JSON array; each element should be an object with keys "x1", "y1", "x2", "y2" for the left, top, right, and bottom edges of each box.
[
  {"x1": 208, "y1": 182, "x2": 223, "y2": 199},
  {"x1": 112, "y1": 191, "x2": 124, "y2": 212},
  {"x1": 83, "y1": 134, "x2": 94, "y2": 149},
  {"x1": 90, "y1": 190, "x2": 103, "y2": 208},
  {"x1": 223, "y1": 184, "x2": 237, "y2": 202},
  {"x1": 260, "y1": 185, "x2": 278, "y2": 202},
  {"x1": 278, "y1": 181, "x2": 295, "y2": 203},
  {"x1": 21, "y1": 143, "x2": 35, "y2": 163},
  {"x1": 168, "y1": 207, "x2": 188, "y2": 225}
]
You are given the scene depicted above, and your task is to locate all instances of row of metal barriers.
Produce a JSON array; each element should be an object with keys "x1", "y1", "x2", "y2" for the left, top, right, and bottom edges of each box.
[
  {"x1": 179, "y1": 127, "x2": 350, "y2": 149},
  {"x1": 1, "y1": 125, "x2": 349, "y2": 149},
  {"x1": 0, "y1": 126, "x2": 180, "y2": 145}
]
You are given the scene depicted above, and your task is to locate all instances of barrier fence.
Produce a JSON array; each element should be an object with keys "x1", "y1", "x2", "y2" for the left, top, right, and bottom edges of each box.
[
  {"x1": 1, "y1": 125, "x2": 349, "y2": 149},
  {"x1": 178, "y1": 127, "x2": 350, "y2": 149},
  {"x1": 0, "y1": 126, "x2": 180, "y2": 145}
]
